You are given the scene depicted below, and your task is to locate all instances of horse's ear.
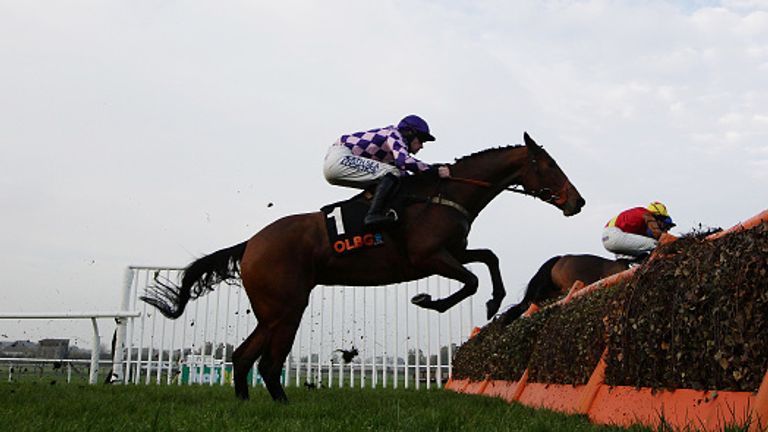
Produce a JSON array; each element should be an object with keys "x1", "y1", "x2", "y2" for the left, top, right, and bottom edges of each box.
[{"x1": 523, "y1": 132, "x2": 541, "y2": 152}]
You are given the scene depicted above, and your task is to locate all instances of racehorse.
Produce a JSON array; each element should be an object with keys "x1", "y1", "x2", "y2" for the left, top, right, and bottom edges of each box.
[
  {"x1": 500, "y1": 254, "x2": 631, "y2": 324},
  {"x1": 141, "y1": 132, "x2": 585, "y2": 402}
]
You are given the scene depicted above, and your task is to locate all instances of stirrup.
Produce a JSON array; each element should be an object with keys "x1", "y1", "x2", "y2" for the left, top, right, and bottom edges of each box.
[{"x1": 364, "y1": 209, "x2": 398, "y2": 227}]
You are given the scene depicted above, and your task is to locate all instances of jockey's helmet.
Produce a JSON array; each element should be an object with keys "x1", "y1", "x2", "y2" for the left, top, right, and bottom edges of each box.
[
  {"x1": 647, "y1": 201, "x2": 669, "y2": 217},
  {"x1": 398, "y1": 115, "x2": 435, "y2": 142},
  {"x1": 647, "y1": 201, "x2": 675, "y2": 227}
]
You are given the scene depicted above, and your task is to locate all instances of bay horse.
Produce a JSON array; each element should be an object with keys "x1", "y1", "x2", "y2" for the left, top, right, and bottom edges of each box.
[
  {"x1": 500, "y1": 254, "x2": 631, "y2": 324},
  {"x1": 141, "y1": 132, "x2": 585, "y2": 402}
]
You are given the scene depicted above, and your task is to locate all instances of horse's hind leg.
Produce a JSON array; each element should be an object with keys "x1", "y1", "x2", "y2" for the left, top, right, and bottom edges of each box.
[
  {"x1": 459, "y1": 249, "x2": 505, "y2": 319},
  {"x1": 232, "y1": 324, "x2": 269, "y2": 400},
  {"x1": 258, "y1": 311, "x2": 304, "y2": 403}
]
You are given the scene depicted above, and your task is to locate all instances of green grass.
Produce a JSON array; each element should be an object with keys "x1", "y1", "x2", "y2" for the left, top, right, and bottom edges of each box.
[{"x1": 0, "y1": 382, "x2": 654, "y2": 432}]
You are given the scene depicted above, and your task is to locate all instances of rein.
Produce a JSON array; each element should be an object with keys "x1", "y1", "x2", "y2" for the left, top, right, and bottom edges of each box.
[
  {"x1": 421, "y1": 173, "x2": 555, "y2": 223},
  {"x1": 446, "y1": 175, "x2": 561, "y2": 203},
  {"x1": 421, "y1": 147, "x2": 565, "y2": 220}
]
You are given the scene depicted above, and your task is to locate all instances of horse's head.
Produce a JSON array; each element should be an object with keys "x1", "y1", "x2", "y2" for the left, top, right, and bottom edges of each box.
[{"x1": 518, "y1": 132, "x2": 585, "y2": 216}]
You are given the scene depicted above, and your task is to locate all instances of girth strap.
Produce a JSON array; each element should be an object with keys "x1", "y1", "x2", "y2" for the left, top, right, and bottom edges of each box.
[{"x1": 430, "y1": 197, "x2": 473, "y2": 220}]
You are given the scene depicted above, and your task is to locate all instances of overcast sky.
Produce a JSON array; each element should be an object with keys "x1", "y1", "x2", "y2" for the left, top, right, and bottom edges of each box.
[{"x1": 1, "y1": 0, "x2": 767, "y2": 345}]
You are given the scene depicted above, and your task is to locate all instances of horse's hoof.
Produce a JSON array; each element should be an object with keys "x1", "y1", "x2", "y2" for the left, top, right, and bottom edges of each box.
[
  {"x1": 411, "y1": 293, "x2": 432, "y2": 307},
  {"x1": 486, "y1": 299, "x2": 502, "y2": 320}
]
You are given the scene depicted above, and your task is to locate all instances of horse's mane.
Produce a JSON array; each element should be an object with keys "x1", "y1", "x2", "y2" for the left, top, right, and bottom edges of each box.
[{"x1": 452, "y1": 144, "x2": 524, "y2": 164}]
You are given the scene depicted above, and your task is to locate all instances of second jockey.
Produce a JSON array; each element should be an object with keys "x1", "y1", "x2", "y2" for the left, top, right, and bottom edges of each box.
[{"x1": 602, "y1": 201, "x2": 676, "y2": 260}]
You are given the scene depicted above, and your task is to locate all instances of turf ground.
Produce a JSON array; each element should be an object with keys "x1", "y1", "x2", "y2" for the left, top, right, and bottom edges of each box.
[{"x1": 0, "y1": 382, "x2": 658, "y2": 431}]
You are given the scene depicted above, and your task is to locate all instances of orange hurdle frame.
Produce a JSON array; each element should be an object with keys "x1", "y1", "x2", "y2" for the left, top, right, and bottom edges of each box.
[{"x1": 446, "y1": 210, "x2": 768, "y2": 431}]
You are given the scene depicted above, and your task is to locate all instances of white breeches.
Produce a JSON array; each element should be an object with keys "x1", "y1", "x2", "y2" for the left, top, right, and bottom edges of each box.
[
  {"x1": 323, "y1": 145, "x2": 400, "y2": 189},
  {"x1": 602, "y1": 227, "x2": 658, "y2": 258}
]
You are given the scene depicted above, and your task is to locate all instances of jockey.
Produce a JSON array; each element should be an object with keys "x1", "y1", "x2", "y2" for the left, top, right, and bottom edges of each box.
[
  {"x1": 602, "y1": 201, "x2": 676, "y2": 259},
  {"x1": 323, "y1": 114, "x2": 451, "y2": 227}
]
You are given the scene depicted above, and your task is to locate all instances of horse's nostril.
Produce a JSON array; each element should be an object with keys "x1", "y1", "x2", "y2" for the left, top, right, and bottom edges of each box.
[{"x1": 577, "y1": 197, "x2": 586, "y2": 207}]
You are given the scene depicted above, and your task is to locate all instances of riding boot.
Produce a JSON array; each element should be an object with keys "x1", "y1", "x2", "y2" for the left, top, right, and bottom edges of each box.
[
  {"x1": 632, "y1": 251, "x2": 651, "y2": 265},
  {"x1": 364, "y1": 173, "x2": 399, "y2": 227},
  {"x1": 620, "y1": 252, "x2": 650, "y2": 268}
]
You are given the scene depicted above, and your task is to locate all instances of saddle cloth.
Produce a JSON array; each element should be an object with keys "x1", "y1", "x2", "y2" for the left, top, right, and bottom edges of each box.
[{"x1": 321, "y1": 197, "x2": 385, "y2": 256}]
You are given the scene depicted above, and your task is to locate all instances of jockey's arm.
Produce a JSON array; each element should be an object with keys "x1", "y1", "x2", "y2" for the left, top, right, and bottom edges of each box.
[
  {"x1": 642, "y1": 212, "x2": 663, "y2": 239},
  {"x1": 387, "y1": 135, "x2": 432, "y2": 173}
]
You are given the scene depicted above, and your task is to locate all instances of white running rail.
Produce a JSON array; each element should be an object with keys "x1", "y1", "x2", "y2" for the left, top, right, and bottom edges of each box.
[
  {"x1": 118, "y1": 266, "x2": 485, "y2": 389},
  {"x1": 0, "y1": 311, "x2": 140, "y2": 384}
]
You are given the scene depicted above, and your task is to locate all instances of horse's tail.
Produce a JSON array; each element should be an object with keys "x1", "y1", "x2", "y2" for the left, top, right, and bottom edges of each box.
[
  {"x1": 499, "y1": 255, "x2": 562, "y2": 325},
  {"x1": 141, "y1": 241, "x2": 248, "y2": 319}
]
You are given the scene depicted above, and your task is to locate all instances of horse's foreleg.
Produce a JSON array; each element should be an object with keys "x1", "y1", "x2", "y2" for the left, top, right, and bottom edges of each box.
[
  {"x1": 410, "y1": 252, "x2": 479, "y2": 313},
  {"x1": 498, "y1": 302, "x2": 529, "y2": 326},
  {"x1": 232, "y1": 324, "x2": 269, "y2": 400},
  {"x1": 458, "y1": 249, "x2": 505, "y2": 319}
]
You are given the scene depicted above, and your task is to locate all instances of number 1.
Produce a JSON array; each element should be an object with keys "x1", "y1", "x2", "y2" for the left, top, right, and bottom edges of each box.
[{"x1": 327, "y1": 206, "x2": 345, "y2": 235}]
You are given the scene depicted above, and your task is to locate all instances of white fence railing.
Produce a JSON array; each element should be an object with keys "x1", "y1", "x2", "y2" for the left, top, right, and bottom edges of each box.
[
  {"x1": 1, "y1": 358, "x2": 114, "y2": 384},
  {"x1": 117, "y1": 266, "x2": 485, "y2": 389},
  {"x1": 0, "y1": 311, "x2": 140, "y2": 384}
]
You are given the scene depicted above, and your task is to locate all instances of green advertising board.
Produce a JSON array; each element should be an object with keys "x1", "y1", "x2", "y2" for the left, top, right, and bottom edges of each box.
[{"x1": 181, "y1": 364, "x2": 285, "y2": 385}]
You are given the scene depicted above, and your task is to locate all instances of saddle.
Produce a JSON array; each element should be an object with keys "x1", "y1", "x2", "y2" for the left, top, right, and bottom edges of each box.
[{"x1": 321, "y1": 186, "x2": 416, "y2": 255}]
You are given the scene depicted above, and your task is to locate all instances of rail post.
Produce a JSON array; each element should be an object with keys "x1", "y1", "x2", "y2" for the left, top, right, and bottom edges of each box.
[
  {"x1": 89, "y1": 317, "x2": 101, "y2": 384},
  {"x1": 112, "y1": 268, "x2": 134, "y2": 383}
]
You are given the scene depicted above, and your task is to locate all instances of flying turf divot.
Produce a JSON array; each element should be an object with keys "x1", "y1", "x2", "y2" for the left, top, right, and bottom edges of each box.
[{"x1": 446, "y1": 209, "x2": 768, "y2": 432}]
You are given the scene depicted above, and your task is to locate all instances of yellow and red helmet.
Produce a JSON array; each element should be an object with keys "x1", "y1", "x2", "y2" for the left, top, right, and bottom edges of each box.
[
  {"x1": 647, "y1": 201, "x2": 669, "y2": 217},
  {"x1": 648, "y1": 201, "x2": 675, "y2": 227}
]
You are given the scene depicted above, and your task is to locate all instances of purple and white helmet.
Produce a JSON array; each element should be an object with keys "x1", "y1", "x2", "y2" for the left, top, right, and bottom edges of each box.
[{"x1": 397, "y1": 115, "x2": 435, "y2": 142}]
